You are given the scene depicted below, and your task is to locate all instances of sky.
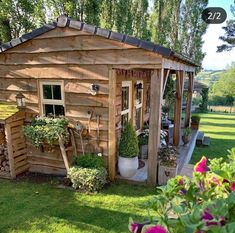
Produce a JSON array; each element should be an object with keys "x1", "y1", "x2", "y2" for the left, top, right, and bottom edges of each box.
[{"x1": 202, "y1": 0, "x2": 235, "y2": 70}]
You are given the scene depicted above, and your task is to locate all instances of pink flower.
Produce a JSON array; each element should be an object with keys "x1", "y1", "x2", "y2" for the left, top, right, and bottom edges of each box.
[
  {"x1": 209, "y1": 177, "x2": 220, "y2": 186},
  {"x1": 194, "y1": 156, "x2": 209, "y2": 174},
  {"x1": 178, "y1": 177, "x2": 184, "y2": 185},
  {"x1": 145, "y1": 225, "x2": 167, "y2": 233},
  {"x1": 131, "y1": 223, "x2": 144, "y2": 233},
  {"x1": 230, "y1": 182, "x2": 235, "y2": 191}
]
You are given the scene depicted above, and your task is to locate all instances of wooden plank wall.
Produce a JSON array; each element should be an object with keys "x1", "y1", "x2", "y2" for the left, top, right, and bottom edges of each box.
[
  {"x1": 5, "y1": 111, "x2": 28, "y2": 177},
  {"x1": 0, "y1": 27, "x2": 161, "y2": 174}
]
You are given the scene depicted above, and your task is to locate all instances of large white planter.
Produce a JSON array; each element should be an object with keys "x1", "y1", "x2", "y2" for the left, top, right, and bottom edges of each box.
[{"x1": 118, "y1": 156, "x2": 138, "y2": 178}]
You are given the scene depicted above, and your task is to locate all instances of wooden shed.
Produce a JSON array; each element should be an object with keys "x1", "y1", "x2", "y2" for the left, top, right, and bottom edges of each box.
[{"x1": 0, "y1": 15, "x2": 197, "y2": 185}]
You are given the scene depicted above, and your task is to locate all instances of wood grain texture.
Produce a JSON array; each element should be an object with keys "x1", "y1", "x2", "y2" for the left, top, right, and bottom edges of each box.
[{"x1": 148, "y1": 69, "x2": 163, "y2": 186}]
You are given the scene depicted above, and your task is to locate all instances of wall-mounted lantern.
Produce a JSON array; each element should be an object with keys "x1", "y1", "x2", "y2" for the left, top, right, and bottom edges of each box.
[
  {"x1": 90, "y1": 84, "x2": 100, "y2": 96},
  {"x1": 16, "y1": 93, "x2": 26, "y2": 109},
  {"x1": 135, "y1": 82, "x2": 143, "y2": 90}
]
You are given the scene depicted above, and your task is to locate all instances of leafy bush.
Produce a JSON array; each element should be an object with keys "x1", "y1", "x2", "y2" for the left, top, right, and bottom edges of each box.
[
  {"x1": 191, "y1": 115, "x2": 201, "y2": 124},
  {"x1": 119, "y1": 121, "x2": 139, "y2": 158},
  {"x1": 183, "y1": 127, "x2": 191, "y2": 136},
  {"x1": 138, "y1": 129, "x2": 149, "y2": 146},
  {"x1": 73, "y1": 154, "x2": 105, "y2": 169},
  {"x1": 67, "y1": 167, "x2": 107, "y2": 192},
  {"x1": 23, "y1": 117, "x2": 69, "y2": 147},
  {"x1": 158, "y1": 146, "x2": 178, "y2": 167},
  {"x1": 130, "y1": 147, "x2": 235, "y2": 233}
]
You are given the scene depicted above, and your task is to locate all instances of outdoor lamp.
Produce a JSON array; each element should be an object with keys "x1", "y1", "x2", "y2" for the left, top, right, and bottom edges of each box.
[
  {"x1": 135, "y1": 83, "x2": 143, "y2": 90},
  {"x1": 16, "y1": 93, "x2": 26, "y2": 108}
]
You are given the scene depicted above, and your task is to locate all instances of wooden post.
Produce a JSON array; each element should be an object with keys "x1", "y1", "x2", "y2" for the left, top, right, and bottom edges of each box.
[
  {"x1": 5, "y1": 124, "x2": 15, "y2": 178},
  {"x1": 148, "y1": 69, "x2": 163, "y2": 186},
  {"x1": 185, "y1": 72, "x2": 194, "y2": 127},
  {"x1": 173, "y1": 70, "x2": 185, "y2": 146},
  {"x1": 58, "y1": 136, "x2": 70, "y2": 172},
  {"x1": 108, "y1": 69, "x2": 117, "y2": 181},
  {"x1": 162, "y1": 69, "x2": 170, "y2": 94}
]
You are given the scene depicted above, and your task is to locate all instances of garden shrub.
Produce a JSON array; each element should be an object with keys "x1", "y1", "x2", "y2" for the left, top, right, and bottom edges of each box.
[
  {"x1": 73, "y1": 154, "x2": 105, "y2": 168},
  {"x1": 129, "y1": 147, "x2": 235, "y2": 233},
  {"x1": 23, "y1": 117, "x2": 69, "y2": 147},
  {"x1": 67, "y1": 166, "x2": 107, "y2": 192},
  {"x1": 69, "y1": 154, "x2": 107, "y2": 192},
  {"x1": 119, "y1": 121, "x2": 139, "y2": 158}
]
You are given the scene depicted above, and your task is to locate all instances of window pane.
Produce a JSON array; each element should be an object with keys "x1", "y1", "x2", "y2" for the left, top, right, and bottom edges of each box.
[
  {"x1": 122, "y1": 87, "x2": 129, "y2": 111},
  {"x1": 53, "y1": 85, "x2": 62, "y2": 100},
  {"x1": 54, "y1": 105, "x2": 64, "y2": 116},
  {"x1": 135, "y1": 108, "x2": 141, "y2": 130},
  {"x1": 121, "y1": 113, "x2": 128, "y2": 128},
  {"x1": 44, "y1": 104, "x2": 54, "y2": 116},
  {"x1": 136, "y1": 88, "x2": 142, "y2": 105},
  {"x1": 43, "y1": 85, "x2": 52, "y2": 99}
]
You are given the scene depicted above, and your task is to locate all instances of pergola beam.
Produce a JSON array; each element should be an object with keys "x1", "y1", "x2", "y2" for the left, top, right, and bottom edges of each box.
[{"x1": 148, "y1": 69, "x2": 163, "y2": 186}]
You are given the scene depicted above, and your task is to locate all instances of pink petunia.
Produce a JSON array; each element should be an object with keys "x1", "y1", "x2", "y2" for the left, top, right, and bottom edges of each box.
[
  {"x1": 230, "y1": 182, "x2": 235, "y2": 191},
  {"x1": 202, "y1": 208, "x2": 213, "y2": 221},
  {"x1": 145, "y1": 225, "x2": 167, "y2": 233},
  {"x1": 209, "y1": 177, "x2": 220, "y2": 186},
  {"x1": 178, "y1": 177, "x2": 184, "y2": 185},
  {"x1": 131, "y1": 223, "x2": 144, "y2": 233},
  {"x1": 194, "y1": 156, "x2": 209, "y2": 174}
]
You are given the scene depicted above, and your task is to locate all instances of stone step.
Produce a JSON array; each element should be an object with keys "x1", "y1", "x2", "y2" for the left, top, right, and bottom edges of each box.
[
  {"x1": 202, "y1": 136, "x2": 210, "y2": 146},
  {"x1": 196, "y1": 131, "x2": 204, "y2": 146}
]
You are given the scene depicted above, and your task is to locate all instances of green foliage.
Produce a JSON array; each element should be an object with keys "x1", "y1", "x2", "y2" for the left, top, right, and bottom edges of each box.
[
  {"x1": 158, "y1": 146, "x2": 178, "y2": 167},
  {"x1": 119, "y1": 121, "x2": 139, "y2": 158},
  {"x1": 131, "y1": 147, "x2": 235, "y2": 233},
  {"x1": 23, "y1": 117, "x2": 69, "y2": 147},
  {"x1": 199, "y1": 88, "x2": 209, "y2": 112},
  {"x1": 217, "y1": 3, "x2": 235, "y2": 52},
  {"x1": 73, "y1": 154, "x2": 105, "y2": 169},
  {"x1": 67, "y1": 166, "x2": 107, "y2": 192},
  {"x1": 191, "y1": 114, "x2": 201, "y2": 124},
  {"x1": 184, "y1": 127, "x2": 191, "y2": 136},
  {"x1": 138, "y1": 129, "x2": 149, "y2": 146}
]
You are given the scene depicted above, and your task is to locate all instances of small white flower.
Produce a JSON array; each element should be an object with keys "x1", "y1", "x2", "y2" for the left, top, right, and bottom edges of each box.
[{"x1": 97, "y1": 153, "x2": 102, "y2": 157}]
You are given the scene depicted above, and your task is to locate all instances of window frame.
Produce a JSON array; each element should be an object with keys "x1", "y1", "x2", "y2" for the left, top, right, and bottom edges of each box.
[
  {"x1": 121, "y1": 81, "x2": 132, "y2": 127},
  {"x1": 135, "y1": 80, "x2": 144, "y2": 133},
  {"x1": 39, "y1": 81, "x2": 65, "y2": 117}
]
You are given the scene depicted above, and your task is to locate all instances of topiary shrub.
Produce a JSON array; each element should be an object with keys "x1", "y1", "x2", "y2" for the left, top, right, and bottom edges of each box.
[
  {"x1": 67, "y1": 167, "x2": 107, "y2": 192},
  {"x1": 119, "y1": 121, "x2": 139, "y2": 158},
  {"x1": 191, "y1": 115, "x2": 201, "y2": 124}
]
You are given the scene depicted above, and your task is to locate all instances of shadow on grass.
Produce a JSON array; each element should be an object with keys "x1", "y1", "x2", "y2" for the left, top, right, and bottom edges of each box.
[
  {"x1": 0, "y1": 180, "x2": 153, "y2": 233},
  {"x1": 202, "y1": 131, "x2": 235, "y2": 137},
  {"x1": 200, "y1": 122, "x2": 235, "y2": 128}
]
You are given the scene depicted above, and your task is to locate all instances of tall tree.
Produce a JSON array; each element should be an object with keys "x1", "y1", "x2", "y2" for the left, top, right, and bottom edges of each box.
[
  {"x1": 217, "y1": 3, "x2": 235, "y2": 52},
  {"x1": 179, "y1": 0, "x2": 208, "y2": 66}
]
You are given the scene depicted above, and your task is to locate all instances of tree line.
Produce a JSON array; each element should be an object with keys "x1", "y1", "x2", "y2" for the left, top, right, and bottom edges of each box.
[{"x1": 0, "y1": 0, "x2": 209, "y2": 66}]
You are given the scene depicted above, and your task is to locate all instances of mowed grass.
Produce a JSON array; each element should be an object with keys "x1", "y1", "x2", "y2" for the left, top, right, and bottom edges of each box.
[
  {"x1": 191, "y1": 112, "x2": 235, "y2": 164},
  {"x1": 0, "y1": 179, "x2": 155, "y2": 233}
]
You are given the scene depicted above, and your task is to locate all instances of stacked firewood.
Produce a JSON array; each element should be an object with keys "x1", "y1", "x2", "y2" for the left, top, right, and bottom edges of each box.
[{"x1": 0, "y1": 144, "x2": 10, "y2": 172}]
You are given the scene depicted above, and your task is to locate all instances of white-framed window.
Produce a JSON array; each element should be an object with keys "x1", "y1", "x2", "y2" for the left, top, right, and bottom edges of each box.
[
  {"x1": 39, "y1": 81, "x2": 65, "y2": 117},
  {"x1": 121, "y1": 81, "x2": 132, "y2": 127},
  {"x1": 135, "y1": 81, "x2": 143, "y2": 132}
]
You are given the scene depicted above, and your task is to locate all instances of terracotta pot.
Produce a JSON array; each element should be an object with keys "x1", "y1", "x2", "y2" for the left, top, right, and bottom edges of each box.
[{"x1": 191, "y1": 123, "x2": 199, "y2": 130}]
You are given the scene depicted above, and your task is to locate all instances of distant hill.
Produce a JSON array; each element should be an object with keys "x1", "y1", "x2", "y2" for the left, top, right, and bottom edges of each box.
[{"x1": 195, "y1": 70, "x2": 225, "y2": 88}]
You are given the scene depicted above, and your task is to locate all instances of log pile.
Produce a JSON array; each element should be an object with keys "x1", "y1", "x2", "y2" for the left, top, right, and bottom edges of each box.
[{"x1": 0, "y1": 144, "x2": 10, "y2": 173}]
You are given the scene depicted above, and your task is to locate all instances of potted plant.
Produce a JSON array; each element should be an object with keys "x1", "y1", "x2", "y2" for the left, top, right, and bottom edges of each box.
[
  {"x1": 138, "y1": 129, "x2": 149, "y2": 160},
  {"x1": 158, "y1": 146, "x2": 178, "y2": 185},
  {"x1": 191, "y1": 115, "x2": 201, "y2": 130},
  {"x1": 118, "y1": 121, "x2": 139, "y2": 178},
  {"x1": 182, "y1": 127, "x2": 191, "y2": 145}
]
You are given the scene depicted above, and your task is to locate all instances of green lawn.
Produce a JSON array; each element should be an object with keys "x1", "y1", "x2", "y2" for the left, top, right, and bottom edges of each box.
[
  {"x1": 191, "y1": 112, "x2": 235, "y2": 164},
  {"x1": 0, "y1": 179, "x2": 154, "y2": 233}
]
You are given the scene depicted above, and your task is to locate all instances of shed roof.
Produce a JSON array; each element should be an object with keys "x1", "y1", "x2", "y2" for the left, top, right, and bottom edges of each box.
[
  {"x1": 0, "y1": 103, "x2": 19, "y2": 121},
  {"x1": 0, "y1": 16, "x2": 197, "y2": 67}
]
